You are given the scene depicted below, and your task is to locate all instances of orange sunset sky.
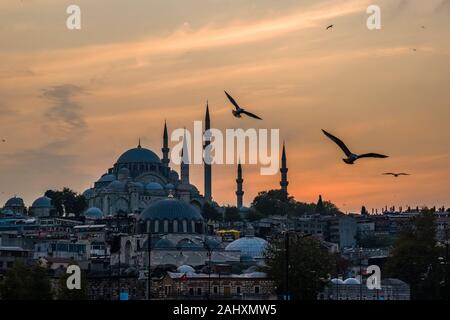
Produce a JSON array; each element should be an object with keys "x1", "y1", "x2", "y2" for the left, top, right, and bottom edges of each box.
[{"x1": 0, "y1": 0, "x2": 449, "y2": 212}]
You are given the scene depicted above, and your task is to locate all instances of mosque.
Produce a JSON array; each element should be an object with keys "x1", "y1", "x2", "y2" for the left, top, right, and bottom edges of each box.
[{"x1": 2, "y1": 104, "x2": 290, "y2": 228}]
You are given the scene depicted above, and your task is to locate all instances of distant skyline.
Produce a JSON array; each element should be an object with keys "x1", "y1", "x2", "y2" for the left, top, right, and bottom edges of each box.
[{"x1": 0, "y1": 0, "x2": 449, "y2": 212}]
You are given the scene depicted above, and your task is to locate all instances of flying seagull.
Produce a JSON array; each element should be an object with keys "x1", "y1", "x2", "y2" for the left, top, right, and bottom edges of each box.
[
  {"x1": 383, "y1": 172, "x2": 410, "y2": 177},
  {"x1": 326, "y1": 24, "x2": 334, "y2": 30},
  {"x1": 224, "y1": 91, "x2": 262, "y2": 120},
  {"x1": 322, "y1": 129, "x2": 388, "y2": 164}
]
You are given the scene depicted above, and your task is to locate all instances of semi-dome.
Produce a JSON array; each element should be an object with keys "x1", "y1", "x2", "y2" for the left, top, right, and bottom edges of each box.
[
  {"x1": 177, "y1": 265, "x2": 195, "y2": 274},
  {"x1": 139, "y1": 198, "x2": 204, "y2": 221},
  {"x1": 107, "y1": 180, "x2": 126, "y2": 192},
  {"x1": 165, "y1": 183, "x2": 175, "y2": 189},
  {"x1": 118, "y1": 167, "x2": 130, "y2": 175},
  {"x1": 146, "y1": 182, "x2": 164, "y2": 191},
  {"x1": 177, "y1": 238, "x2": 202, "y2": 249},
  {"x1": 225, "y1": 236, "x2": 268, "y2": 260},
  {"x1": 97, "y1": 174, "x2": 116, "y2": 183},
  {"x1": 85, "y1": 207, "x2": 103, "y2": 219},
  {"x1": 154, "y1": 238, "x2": 175, "y2": 248},
  {"x1": 331, "y1": 278, "x2": 345, "y2": 285},
  {"x1": 343, "y1": 278, "x2": 361, "y2": 285},
  {"x1": 117, "y1": 146, "x2": 161, "y2": 164},
  {"x1": 5, "y1": 196, "x2": 25, "y2": 207},
  {"x1": 31, "y1": 196, "x2": 53, "y2": 208}
]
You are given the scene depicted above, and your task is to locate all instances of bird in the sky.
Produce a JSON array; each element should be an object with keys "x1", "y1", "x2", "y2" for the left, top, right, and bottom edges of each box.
[
  {"x1": 322, "y1": 129, "x2": 388, "y2": 164},
  {"x1": 383, "y1": 172, "x2": 410, "y2": 177},
  {"x1": 326, "y1": 24, "x2": 334, "y2": 30},
  {"x1": 1, "y1": 139, "x2": 5, "y2": 143},
  {"x1": 224, "y1": 91, "x2": 262, "y2": 120}
]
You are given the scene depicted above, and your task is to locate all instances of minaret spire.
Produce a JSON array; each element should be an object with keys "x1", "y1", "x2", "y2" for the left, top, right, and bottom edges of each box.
[
  {"x1": 181, "y1": 129, "x2": 190, "y2": 184},
  {"x1": 162, "y1": 120, "x2": 170, "y2": 167},
  {"x1": 236, "y1": 161, "x2": 244, "y2": 208},
  {"x1": 138, "y1": 137, "x2": 141, "y2": 148},
  {"x1": 280, "y1": 142, "x2": 289, "y2": 197},
  {"x1": 204, "y1": 101, "x2": 212, "y2": 202}
]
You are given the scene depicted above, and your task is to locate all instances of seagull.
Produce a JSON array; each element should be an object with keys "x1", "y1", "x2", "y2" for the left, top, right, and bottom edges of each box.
[
  {"x1": 322, "y1": 129, "x2": 388, "y2": 164},
  {"x1": 224, "y1": 91, "x2": 262, "y2": 120},
  {"x1": 383, "y1": 172, "x2": 410, "y2": 177},
  {"x1": 326, "y1": 24, "x2": 334, "y2": 30},
  {"x1": 1, "y1": 139, "x2": 5, "y2": 143}
]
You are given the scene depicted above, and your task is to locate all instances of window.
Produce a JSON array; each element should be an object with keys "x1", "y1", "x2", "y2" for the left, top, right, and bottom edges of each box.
[
  {"x1": 236, "y1": 286, "x2": 241, "y2": 295},
  {"x1": 254, "y1": 286, "x2": 260, "y2": 294},
  {"x1": 197, "y1": 288, "x2": 202, "y2": 296},
  {"x1": 189, "y1": 288, "x2": 194, "y2": 295},
  {"x1": 213, "y1": 286, "x2": 218, "y2": 294}
]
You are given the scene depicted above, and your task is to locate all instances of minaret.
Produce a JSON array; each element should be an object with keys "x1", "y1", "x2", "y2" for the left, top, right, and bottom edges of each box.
[
  {"x1": 181, "y1": 130, "x2": 189, "y2": 185},
  {"x1": 161, "y1": 121, "x2": 170, "y2": 167},
  {"x1": 280, "y1": 142, "x2": 289, "y2": 197},
  {"x1": 204, "y1": 102, "x2": 212, "y2": 202},
  {"x1": 236, "y1": 162, "x2": 244, "y2": 208}
]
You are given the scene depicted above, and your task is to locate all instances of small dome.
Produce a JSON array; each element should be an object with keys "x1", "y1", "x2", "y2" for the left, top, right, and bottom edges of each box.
[
  {"x1": 117, "y1": 146, "x2": 161, "y2": 164},
  {"x1": 225, "y1": 236, "x2": 268, "y2": 259},
  {"x1": 343, "y1": 278, "x2": 361, "y2": 285},
  {"x1": 331, "y1": 278, "x2": 345, "y2": 285},
  {"x1": 154, "y1": 238, "x2": 175, "y2": 248},
  {"x1": 97, "y1": 174, "x2": 116, "y2": 183},
  {"x1": 177, "y1": 265, "x2": 196, "y2": 274},
  {"x1": 5, "y1": 196, "x2": 25, "y2": 207},
  {"x1": 85, "y1": 207, "x2": 103, "y2": 219},
  {"x1": 204, "y1": 238, "x2": 221, "y2": 250},
  {"x1": 146, "y1": 182, "x2": 163, "y2": 191},
  {"x1": 139, "y1": 198, "x2": 204, "y2": 221},
  {"x1": 129, "y1": 182, "x2": 144, "y2": 190},
  {"x1": 83, "y1": 188, "x2": 94, "y2": 198},
  {"x1": 165, "y1": 183, "x2": 175, "y2": 189},
  {"x1": 107, "y1": 180, "x2": 126, "y2": 192},
  {"x1": 118, "y1": 167, "x2": 130, "y2": 176},
  {"x1": 177, "y1": 239, "x2": 202, "y2": 249},
  {"x1": 31, "y1": 196, "x2": 53, "y2": 208}
]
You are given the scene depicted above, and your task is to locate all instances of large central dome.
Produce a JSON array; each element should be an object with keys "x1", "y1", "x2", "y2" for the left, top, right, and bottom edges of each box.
[{"x1": 117, "y1": 145, "x2": 161, "y2": 164}]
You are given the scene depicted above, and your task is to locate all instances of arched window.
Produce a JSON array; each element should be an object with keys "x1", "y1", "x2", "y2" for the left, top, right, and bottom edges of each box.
[
  {"x1": 182, "y1": 220, "x2": 187, "y2": 233},
  {"x1": 154, "y1": 220, "x2": 159, "y2": 233},
  {"x1": 173, "y1": 220, "x2": 178, "y2": 233}
]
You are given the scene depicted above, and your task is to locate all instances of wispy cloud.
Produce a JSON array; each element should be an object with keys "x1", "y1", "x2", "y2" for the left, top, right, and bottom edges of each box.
[{"x1": 41, "y1": 84, "x2": 87, "y2": 134}]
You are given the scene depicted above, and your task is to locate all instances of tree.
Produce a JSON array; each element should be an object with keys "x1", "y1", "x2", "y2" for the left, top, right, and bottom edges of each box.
[
  {"x1": 251, "y1": 189, "x2": 296, "y2": 217},
  {"x1": 223, "y1": 206, "x2": 242, "y2": 222},
  {"x1": 385, "y1": 210, "x2": 445, "y2": 299},
  {"x1": 45, "y1": 187, "x2": 87, "y2": 217},
  {"x1": 56, "y1": 264, "x2": 88, "y2": 300},
  {"x1": 265, "y1": 234, "x2": 334, "y2": 300},
  {"x1": 361, "y1": 206, "x2": 368, "y2": 215},
  {"x1": 0, "y1": 261, "x2": 53, "y2": 300},
  {"x1": 201, "y1": 202, "x2": 222, "y2": 221},
  {"x1": 245, "y1": 208, "x2": 266, "y2": 222}
]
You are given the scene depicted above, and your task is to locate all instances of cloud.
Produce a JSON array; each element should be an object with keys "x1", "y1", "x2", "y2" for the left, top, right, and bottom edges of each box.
[{"x1": 41, "y1": 84, "x2": 87, "y2": 134}]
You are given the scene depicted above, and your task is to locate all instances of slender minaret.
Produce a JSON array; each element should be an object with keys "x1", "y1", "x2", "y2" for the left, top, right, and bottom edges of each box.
[
  {"x1": 280, "y1": 142, "x2": 289, "y2": 197},
  {"x1": 236, "y1": 162, "x2": 244, "y2": 208},
  {"x1": 181, "y1": 130, "x2": 189, "y2": 184},
  {"x1": 204, "y1": 102, "x2": 212, "y2": 202},
  {"x1": 161, "y1": 121, "x2": 170, "y2": 167}
]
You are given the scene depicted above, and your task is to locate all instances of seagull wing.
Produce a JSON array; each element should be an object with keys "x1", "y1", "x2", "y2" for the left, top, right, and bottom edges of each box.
[
  {"x1": 398, "y1": 173, "x2": 410, "y2": 176},
  {"x1": 224, "y1": 91, "x2": 241, "y2": 110},
  {"x1": 357, "y1": 153, "x2": 388, "y2": 159},
  {"x1": 322, "y1": 129, "x2": 352, "y2": 157},
  {"x1": 241, "y1": 110, "x2": 262, "y2": 120},
  {"x1": 383, "y1": 173, "x2": 395, "y2": 176}
]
